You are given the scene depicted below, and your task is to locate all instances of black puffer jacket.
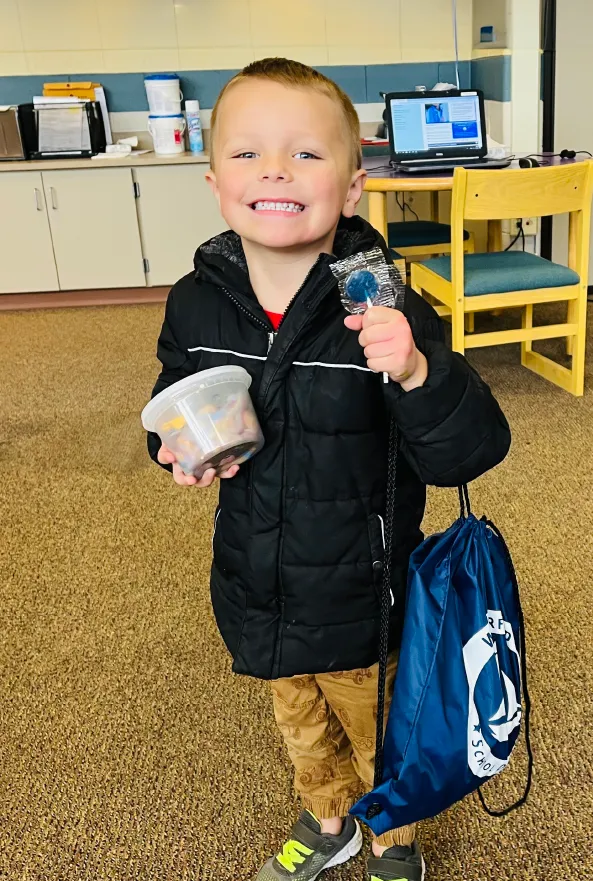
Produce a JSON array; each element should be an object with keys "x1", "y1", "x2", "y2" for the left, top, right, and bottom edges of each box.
[{"x1": 147, "y1": 215, "x2": 511, "y2": 680}]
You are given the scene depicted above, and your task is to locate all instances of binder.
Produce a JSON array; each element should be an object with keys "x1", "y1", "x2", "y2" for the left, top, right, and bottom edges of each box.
[{"x1": 43, "y1": 82, "x2": 99, "y2": 101}]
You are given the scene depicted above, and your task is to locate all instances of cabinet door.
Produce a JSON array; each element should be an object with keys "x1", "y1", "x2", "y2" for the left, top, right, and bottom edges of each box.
[
  {"x1": 0, "y1": 172, "x2": 59, "y2": 293},
  {"x1": 134, "y1": 166, "x2": 227, "y2": 286},
  {"x1": 42, "y1": 168, "x2": 146, "y2": 290}
]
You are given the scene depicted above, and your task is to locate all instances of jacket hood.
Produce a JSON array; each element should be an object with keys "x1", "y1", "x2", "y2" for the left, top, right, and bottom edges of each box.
[{"x1": 193, "y1": 214, "x2": 390, "y2": 299}]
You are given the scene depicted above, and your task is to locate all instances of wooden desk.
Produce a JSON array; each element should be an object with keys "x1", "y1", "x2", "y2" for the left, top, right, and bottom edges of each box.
[{"x1": 362, "y1": 156, "x2": 502, "y2": 252}]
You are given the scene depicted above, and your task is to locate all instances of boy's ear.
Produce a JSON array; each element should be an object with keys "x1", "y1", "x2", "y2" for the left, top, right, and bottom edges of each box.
[
  {"x1": 342, "y1": 169, "x2": 367, "y2": 218},
  {"x1": 205, "y1": 169, "x2": 220, "y2": 204}
]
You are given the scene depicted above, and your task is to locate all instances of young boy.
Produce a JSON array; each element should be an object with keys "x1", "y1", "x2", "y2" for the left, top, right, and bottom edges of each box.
[{"x1": 147, "y1": 58, "x2": 511, "y2": 881}]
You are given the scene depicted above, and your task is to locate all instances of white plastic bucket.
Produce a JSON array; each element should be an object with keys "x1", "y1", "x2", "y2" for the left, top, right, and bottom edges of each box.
[
  {"x1": 141, "y1": 365, "x2": 264, "y2": 478},
  {"x1": 144, "y1": 74, "x2": 183, "y2": 114},
  {"x1": 148, "y1": 114, "x2": 186, "y2": 155}
]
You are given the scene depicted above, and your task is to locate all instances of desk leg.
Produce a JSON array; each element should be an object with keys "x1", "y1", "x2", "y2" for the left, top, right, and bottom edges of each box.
[
  {"x1": 487, "y1": 219, "x2": 503, "y2": 252},
  {"x1": 368, "y1": 192, "x2": 388, "y2": 243},
  {"x1": 430, "y1": 191, "x2": 439, "y2": 223}
]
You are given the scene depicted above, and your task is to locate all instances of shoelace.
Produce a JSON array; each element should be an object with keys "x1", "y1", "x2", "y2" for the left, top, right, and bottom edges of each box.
[{"x1": 276, "y1": 839, "x2": 314, "y2": 873}]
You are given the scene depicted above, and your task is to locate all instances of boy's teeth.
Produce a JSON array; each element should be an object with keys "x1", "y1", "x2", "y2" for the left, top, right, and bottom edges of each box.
[{"x1": 253, "y1": 201, "x2": 304, "y2": 212}]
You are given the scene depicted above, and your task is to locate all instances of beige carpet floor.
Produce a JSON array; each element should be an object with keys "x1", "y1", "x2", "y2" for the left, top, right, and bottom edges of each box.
[{"x1": 0, "y1": 303, "x2": 592, "y2": 881}]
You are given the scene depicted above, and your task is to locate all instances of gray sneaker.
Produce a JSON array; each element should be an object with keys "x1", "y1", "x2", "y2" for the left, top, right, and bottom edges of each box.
[
  {"x1": 255, "y1": 810, "x2": 363, "y2": 880},
  {"x1": 367, "y1": 840, "x2": 425, "y2": 881}
]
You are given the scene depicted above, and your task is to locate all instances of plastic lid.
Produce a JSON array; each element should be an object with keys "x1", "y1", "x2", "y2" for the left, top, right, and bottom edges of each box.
[
  {"x1": 148, "y1": 113, "x2": 184, "y2": 119},
  {"x1": 145, "y1": 73, "x2": 179, "y2": 80},
  {"x1": 185, "y1": 100, "x2": 200, "y2": 112},
  {"x1": 141, "y1": 365, "x2": 253, "y2": 431}
]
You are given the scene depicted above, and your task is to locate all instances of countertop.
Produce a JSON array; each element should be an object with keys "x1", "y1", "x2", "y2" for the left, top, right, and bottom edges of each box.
[{"x1": 0, "y1": 151, "x2": 211, "y2": 172}]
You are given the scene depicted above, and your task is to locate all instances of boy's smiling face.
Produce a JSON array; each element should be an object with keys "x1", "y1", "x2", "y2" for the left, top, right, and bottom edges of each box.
[{"x1": 205, "y1": 79, "x2": 366, "y2": 253}]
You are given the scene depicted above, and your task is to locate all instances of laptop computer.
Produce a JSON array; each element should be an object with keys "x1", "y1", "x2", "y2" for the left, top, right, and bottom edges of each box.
[{"x1": 384, "y1": 89, "x2": 511, "y2": 173}]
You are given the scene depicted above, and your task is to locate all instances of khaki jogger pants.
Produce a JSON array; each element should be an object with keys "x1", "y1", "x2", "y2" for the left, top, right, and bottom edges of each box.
[{"x1": 271, "y1": 654, "x2": 416, "y2": 848}]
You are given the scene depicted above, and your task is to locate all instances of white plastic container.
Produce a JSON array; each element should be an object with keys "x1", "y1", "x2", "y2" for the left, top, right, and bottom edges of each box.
[
  {"x1": 141, "y1": 366, "x2": 264, "y2": 478},
  {"x1": 185, "y1": 99, "x2": 204, "y2": 154},
  {"x1": 148, "y1": 114, "x2": 186, "y2": 155},
  {"x1": 144, "y1": 73, "x2": 183, "y2": 115}
]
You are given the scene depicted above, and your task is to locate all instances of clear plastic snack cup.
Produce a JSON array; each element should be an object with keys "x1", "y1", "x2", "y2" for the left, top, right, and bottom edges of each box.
[{"x1": 141, "y1": 365, "x2": 264, "y2": 478}]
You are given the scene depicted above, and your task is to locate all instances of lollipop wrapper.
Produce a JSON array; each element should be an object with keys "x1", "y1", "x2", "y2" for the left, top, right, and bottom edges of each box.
[{"x1": 329, "y1": 246, "x2": 405, "y2": 315}]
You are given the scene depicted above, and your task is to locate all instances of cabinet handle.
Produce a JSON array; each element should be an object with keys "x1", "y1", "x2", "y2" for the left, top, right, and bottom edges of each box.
[
  {"x1": 34, "y1": 188, "x2": 43, "y2": 211},
  {"x1": 50, "y1": 187, "x2": 58, "y2": 210}
]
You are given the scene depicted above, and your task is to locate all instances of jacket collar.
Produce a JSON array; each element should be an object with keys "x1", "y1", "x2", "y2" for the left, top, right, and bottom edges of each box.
[{"x1": 193, "y1": 214, "x2": 390, "y2": 312}]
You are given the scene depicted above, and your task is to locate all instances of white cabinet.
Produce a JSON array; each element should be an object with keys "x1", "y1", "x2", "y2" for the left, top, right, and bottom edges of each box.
[
  {"x1": 0, "y1": 160, "x2": 223, "y2": 295},
  {"x1": 0, "y1": 172, "x2": 59, "y2": 293},
  {"x1": 133, "y1": 165, "x2": 227, "y2": 286},
  {"x1": 42, "y1": 168, "x2": 146, "y2": 290}
]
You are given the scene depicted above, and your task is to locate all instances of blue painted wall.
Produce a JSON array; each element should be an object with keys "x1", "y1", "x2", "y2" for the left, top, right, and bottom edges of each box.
[{"x1": 0, "y1": 58, "x2": 508, "y2": 112}]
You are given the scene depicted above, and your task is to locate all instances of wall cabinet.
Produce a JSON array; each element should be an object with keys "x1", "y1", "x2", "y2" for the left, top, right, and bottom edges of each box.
[
  {"x1": 133, "y1": 165, "x2": 227, "y2": 286},
  {"x1": 0, "y1": 160, "x2": 227, "y2": 294},
  {"x1": 42, "y1": 168, "x2": 145, "y2": 290},
  {"x1": 0, "y1": 172, "x2": 59, "y2": 294}
]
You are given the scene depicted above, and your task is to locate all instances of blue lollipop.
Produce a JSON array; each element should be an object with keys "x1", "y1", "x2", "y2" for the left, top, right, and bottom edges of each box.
[{"x1": 344, "y1": 269, "x2": 379, "y2": 308}]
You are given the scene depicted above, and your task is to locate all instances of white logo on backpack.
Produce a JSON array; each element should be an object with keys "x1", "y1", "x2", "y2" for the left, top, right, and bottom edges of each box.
[{"x1": 463, "y1": 611, "x2": 522, "y2": 779}]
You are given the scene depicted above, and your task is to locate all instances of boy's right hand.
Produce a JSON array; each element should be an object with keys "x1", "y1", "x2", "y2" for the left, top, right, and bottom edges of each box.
[{"x1": 157, "y1": 443, "x2": 239, "y2": 487}]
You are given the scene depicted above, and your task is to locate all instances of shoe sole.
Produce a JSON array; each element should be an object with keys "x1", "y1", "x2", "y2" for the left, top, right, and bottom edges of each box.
[{"x1": 317, "y1": 821, "x2": 363, "y2": 878}]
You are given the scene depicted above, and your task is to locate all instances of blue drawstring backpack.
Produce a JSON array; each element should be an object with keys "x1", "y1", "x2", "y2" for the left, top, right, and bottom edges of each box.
[{"x1": 352, "y1": 432, "x2": 533, "y2": 837}]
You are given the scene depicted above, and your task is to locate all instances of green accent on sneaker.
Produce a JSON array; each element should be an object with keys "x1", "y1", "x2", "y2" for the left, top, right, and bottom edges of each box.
[
  {"x1": 255, "y1": 811, "x2": 363, "y2": 881},
  {"x1": 277, "y1": 840, "x2": 314, "y2": 873}
]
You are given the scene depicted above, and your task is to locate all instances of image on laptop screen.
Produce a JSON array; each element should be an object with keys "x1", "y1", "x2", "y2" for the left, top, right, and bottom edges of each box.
[{"x1": 389, "y1": 92, "x2": 483, "y2": 157}]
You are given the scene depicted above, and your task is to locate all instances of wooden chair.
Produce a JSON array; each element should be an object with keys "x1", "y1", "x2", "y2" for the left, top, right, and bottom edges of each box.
[
  {"x1": 388, "y1": 219, "x2": 475, "y2": 263},
  {"x1": 410, "y1": 162, "x2": 593, "y2": 396},
  {"x1": 360, "y1": 146, "x2": 475, "y2": 266}
]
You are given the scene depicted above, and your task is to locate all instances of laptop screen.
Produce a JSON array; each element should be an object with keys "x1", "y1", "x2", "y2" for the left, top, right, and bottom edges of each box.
[{"x1": 389, "y1": 92, "x2": 483, "y2": 157}]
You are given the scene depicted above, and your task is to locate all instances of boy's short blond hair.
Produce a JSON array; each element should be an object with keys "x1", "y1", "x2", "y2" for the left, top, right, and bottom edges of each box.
[{"x1": 209, "y1": 57, "x2": 362, "y2": 172}]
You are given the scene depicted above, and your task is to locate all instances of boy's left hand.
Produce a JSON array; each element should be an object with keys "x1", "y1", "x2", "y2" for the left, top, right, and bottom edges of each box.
[{"x1": 345, "y1": 307, "x2": 428, "y2": 392}]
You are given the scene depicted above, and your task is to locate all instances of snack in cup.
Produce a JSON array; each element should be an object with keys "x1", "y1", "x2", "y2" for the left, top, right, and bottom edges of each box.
[{"x1": 141, "y1": 365, "x2": 264, "y2": 478}]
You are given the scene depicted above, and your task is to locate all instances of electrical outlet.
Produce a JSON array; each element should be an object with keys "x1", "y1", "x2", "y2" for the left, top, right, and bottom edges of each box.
[{"x1": 517, "y1": 217, "x2": 538, "y2": 235}]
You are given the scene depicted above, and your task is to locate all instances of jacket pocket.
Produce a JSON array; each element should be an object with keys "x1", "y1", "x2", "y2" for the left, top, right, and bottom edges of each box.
[
  {"x1": 368, "y1": 513, "x2": 395, "y2": 606},
  {"x1": 367, "y1": 513, "x2": 385, "y2": 594},
  {"x1": 212, "y1": 506, "x2": 222, "y2": 553}
]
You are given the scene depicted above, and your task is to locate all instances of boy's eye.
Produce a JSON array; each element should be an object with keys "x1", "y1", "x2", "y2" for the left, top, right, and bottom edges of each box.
[
  {"x1": 295, "y1": 151, "x2": 319, "y2": 160},
  {"x1": 234, "y1": 152, "x2": 258, "y2": 159}
]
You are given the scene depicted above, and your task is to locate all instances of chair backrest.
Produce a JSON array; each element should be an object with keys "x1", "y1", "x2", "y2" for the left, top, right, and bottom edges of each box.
[
  {"x1": 455, "y1": 162, "x2": 593, "y2": 221},
  {"x1": 449, "y1": 161, "x2": 593, "y2": 291}
]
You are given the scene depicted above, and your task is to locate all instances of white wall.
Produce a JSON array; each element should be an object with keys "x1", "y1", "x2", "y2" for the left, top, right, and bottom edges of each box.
[
  {"x1": 553, "y1": 0, "x2": 593, "y2": 282},
  {"x1": 508, "y1": 0, "x2": 541, "y2": 154},
  {"x1": 0, "y1": 0, "x2": 473, "y2": 75}
]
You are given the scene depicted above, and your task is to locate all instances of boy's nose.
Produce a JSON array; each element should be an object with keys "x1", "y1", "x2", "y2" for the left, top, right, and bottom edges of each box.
[{"x1": 258, "y1": 158, "x2": 293, "y2": 182}]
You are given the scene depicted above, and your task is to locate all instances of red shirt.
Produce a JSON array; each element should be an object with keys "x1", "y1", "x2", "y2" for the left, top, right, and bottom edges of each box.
[{"x1": 265, "y1": 310, "x2": 283, "y2": 331}]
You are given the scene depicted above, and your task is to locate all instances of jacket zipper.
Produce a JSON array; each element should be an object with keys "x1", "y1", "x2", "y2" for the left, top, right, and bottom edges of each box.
[
  {"x1": 271, "y1": 256, "x2": 330, "y2": 676},
  {"x1": 223, "y1": 260, "x2": 332, "y2": 676},
  {"x1": 222, "y1": 287, "x2": 270, "y2": 333},
  {"x1": 277, "y1": 255, "x2": 324, "y2": 331},
  {"x1": 224, "y1": 254, "x2": 326, "y2": 356}
]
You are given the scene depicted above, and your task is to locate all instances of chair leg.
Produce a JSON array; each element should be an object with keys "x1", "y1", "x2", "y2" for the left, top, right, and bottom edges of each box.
[
  {"x1": 521, "y1": 304, "x2": 533, "y2": 366},
  {"x1": 464, "y1": 312, "x2": 475, "y2": 334},
  {"x1": 569, "y1": 289, "x2": 587, "y2": 395},
  {"x1": 521, "y1": 293, "x2": 586, "y2": 396},
  {"x1": 566, "y1": 299, "x2": 576, "y2": 356},
  {"x1": 451, "y1": 298, "x2": 465, "y2": 354}
]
